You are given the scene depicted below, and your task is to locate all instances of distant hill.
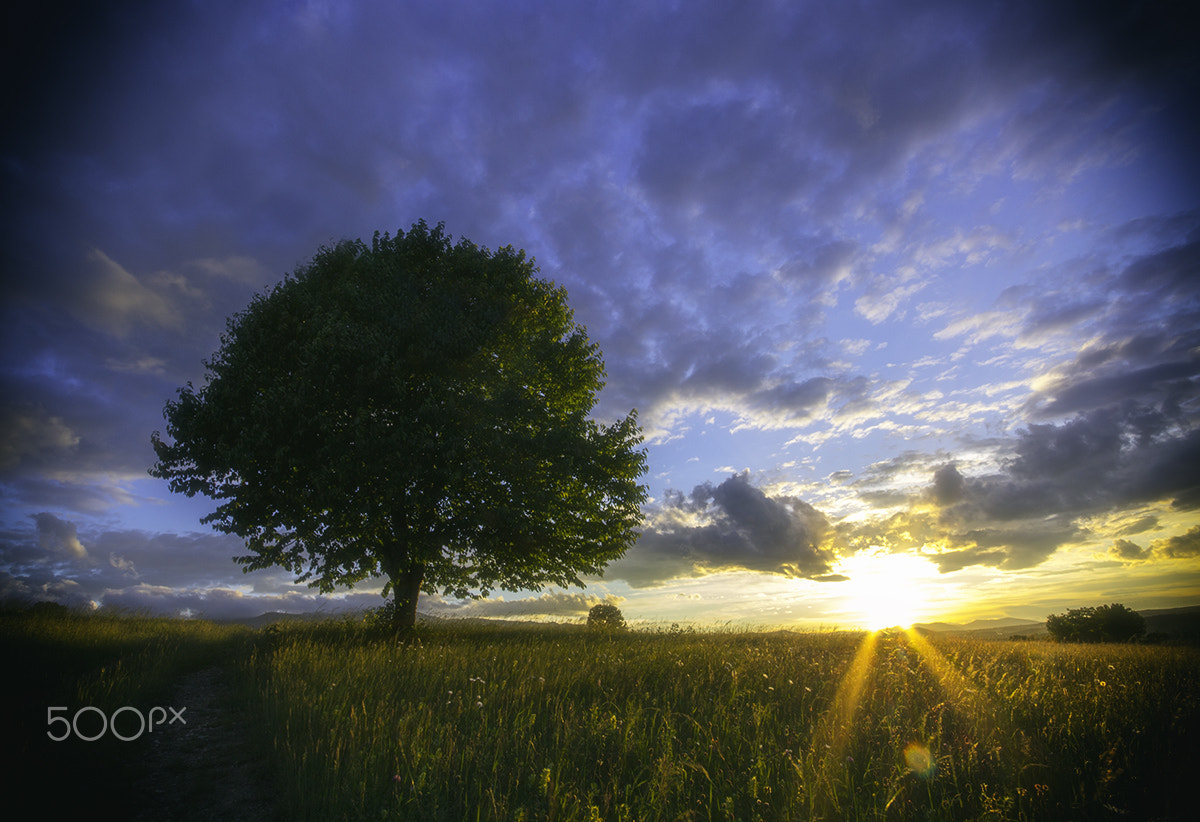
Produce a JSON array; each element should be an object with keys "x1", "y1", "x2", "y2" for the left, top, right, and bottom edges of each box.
[
  {"x1": 913, "y1": 617, "x2": 1042, "y2": 638},
  {"x1": 218, "y1": 611, "x2": 342, "y2": 629},
  {"x1": 1141, "y1": 605, "x2": 1200, "y2": 641}
]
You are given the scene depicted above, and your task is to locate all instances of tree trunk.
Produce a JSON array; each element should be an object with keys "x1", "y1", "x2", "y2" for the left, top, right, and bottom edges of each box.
[{"x1": 390, "y1": 563, "x2": 425, "y2": 635}]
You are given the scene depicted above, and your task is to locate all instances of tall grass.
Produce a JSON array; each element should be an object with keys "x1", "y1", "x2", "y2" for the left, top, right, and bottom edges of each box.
[
  {"x1": 250, "y1": 623, "x2": 1199, "y2": 821},
  {"x1": 6, "y1": 608, "x2": 1196, "y2": 820},
  {"x1": 2, "y1": 604, "x2": 253, "y2": 708}
]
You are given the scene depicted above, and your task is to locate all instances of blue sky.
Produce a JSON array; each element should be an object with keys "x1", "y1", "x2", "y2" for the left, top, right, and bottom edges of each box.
[{"x1": 2, "y1": 0, "x2": 1198, "y2": 627}]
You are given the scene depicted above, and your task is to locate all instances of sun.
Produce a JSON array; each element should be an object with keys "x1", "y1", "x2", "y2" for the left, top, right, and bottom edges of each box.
[{"x1": 834, "y1": 551, "x2": 936, "y2": 631}]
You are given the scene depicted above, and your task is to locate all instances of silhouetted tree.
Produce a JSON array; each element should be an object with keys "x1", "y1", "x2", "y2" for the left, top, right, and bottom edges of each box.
[
  {"x1": 1046, "y1": 603, "x2": 1146, "y2": 642},
  {"x1": 151, "y1": 221, "x2": 648, "y2": 633},
  {"x1": 587, "y1": 602, "x2": 626, "y2": 631}
]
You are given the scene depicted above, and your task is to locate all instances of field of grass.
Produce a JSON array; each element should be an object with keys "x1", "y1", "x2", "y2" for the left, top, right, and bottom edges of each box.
[{"x1": 4, "y1": 607, "x2": 1198, "y2": 820}]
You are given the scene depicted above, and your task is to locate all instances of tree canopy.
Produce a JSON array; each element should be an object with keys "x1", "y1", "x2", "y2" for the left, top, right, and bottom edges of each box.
[
  {"x1": 151, "y1": 221, "x2": 648, "y2": 631},
  {"x1": 1045, "y1": 603, "x2": 1146, "y2": 643},
  {"x1": 586, "y1": 602, "x2": 627, "y2": 631}
]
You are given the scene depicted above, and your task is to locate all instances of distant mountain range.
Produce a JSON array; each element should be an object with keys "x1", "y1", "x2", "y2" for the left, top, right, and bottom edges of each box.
[{"x1": 913, "y1": 616, "x2": 1041, "y2": 634}]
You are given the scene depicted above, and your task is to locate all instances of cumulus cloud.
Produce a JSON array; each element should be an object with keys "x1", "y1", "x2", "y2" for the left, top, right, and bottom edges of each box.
[
  {"x1": 33, "y1": 512, "x2": 87, "y2": 559},
  {"x1": 1109, "y1": 538, "x2": 1150, "y2": 562},
  {"x1": 1152, "y1": 526, "x2": 1200, "y2": 558},
  {"x1": 1110, "y1": 526, "x2": 1200, "y2": 563},
  {"x1": 424, "y1": 591, "x2": 625, "y2": 621},
  {"x1": 608, "y1": 471, "x2": 833, "y2": 587}
]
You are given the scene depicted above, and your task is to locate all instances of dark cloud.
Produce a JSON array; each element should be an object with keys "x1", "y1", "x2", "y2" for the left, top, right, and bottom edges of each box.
[
  {"x1": 930, "y1": 463, "x2": 966, "y2": 506},
  {"x1": 846, "y1": 397, "x2": 1200, "y2": 572},
  {"x1": 1029, "y1": 359, "x2": 1200, "y2": 422},
  {"x1": 1109, "y1": 538, "x2": 1150, "y2": 562},
  {"x1": 1020, "y1": 227, "x2": 1200, "y2": 423},
  {"x1": 32, "y1": 512, "x2": 87, "y2": 559},
  {"x1": 609, "y1": 471, "x2": 833, "y2": 587},
  {"x1": 1113, "y1": 515, "x2": 1159, "y2": 537},
  {"x1": 0, "y1": 570, "x2": 94, "y2": 610},
  {"x1": 976, "y1": 403, "x2": 1199, "y2": 519}
]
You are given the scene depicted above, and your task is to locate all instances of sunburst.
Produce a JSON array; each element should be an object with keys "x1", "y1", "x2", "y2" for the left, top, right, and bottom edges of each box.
[{"x1": 833, "y1": 550, "x2": 937, "y2": 630}]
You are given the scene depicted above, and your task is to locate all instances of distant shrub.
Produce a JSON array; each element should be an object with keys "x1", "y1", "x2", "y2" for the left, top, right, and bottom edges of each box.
[
  {"x1": 1046, "y1": 602, "x2": 1146, "y2": 643},
  {"x1": 363, "y1": 599, "x2": 397, "y2": 627},
  {"x1": 28, "y1": 601, "x2": 72, "y2": 618},
  {"x1": 587, "y1": 602, "x2": 626, "y2": 631}
]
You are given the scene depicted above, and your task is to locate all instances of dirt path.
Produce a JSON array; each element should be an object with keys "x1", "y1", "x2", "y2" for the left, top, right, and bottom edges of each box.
[{"x1": 131, "y1": 666, "x2": 277, "y2": 821}]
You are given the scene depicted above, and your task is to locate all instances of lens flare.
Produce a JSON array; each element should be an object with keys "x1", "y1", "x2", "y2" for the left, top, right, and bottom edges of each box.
[{"x1": 904, "y1": 742, "x2": 935, "y2": 777}]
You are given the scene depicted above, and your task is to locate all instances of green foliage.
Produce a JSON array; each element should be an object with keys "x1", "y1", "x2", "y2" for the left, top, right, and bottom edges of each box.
[
  {"x1": 151, "y1": 221, "x2": 649, "y2": 629},
  {"x1": 1046, "y1": 602, "x2": 1147, "y2": 643},
  {"x1": 586, "y1": 602, "x2": 626, "y2": 631}
]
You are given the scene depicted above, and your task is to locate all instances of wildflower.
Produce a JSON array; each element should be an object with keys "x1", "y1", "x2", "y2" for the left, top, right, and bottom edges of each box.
[
  {"x1": 392, "y1": 775, "x2": 402, "y2": 783},
  {"x1": 476, "y1": 701, "x2": 483, "y2": 708}
]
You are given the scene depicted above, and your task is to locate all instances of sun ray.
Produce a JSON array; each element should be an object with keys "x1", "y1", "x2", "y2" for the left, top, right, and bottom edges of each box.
[
  {"x1": 809, "y1": 630, "x2": 879, "y2": 806},
  {"x1": 903, "y1": 629, "x2": 995, "y2": 733}
]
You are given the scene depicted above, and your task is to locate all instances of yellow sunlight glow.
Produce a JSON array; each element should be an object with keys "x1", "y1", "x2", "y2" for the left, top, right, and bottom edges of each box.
[{"x1": 834, "y1": 551, "x2": 937, "y2": 630}]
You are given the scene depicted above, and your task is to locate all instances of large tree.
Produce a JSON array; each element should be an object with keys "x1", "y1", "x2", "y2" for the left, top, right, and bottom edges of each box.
[
  {"x1": 1045, "y1": 603, "x2": 1146, "y2": 643},
  {"x1": 151, "y1": 221, "x2": 648, "y2": 632}
]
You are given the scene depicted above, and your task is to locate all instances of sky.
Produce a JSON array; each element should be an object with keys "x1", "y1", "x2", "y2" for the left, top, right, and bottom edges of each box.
[{"x1": 2, "y1": 0, "x2": 1198, "y2": 630}]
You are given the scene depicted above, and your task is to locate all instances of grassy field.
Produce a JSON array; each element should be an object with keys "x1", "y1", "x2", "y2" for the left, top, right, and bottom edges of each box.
[{"x1": 3, "y1": 607, "x2": 1197, "y2": 820}]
